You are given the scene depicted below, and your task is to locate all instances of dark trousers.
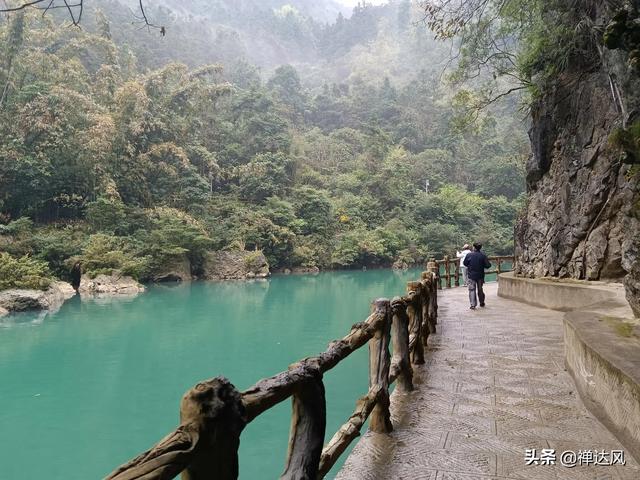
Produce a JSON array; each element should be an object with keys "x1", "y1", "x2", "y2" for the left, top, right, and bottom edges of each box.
[{"x1": 468, "y1": 278, "x2": 485, "y2": 307}]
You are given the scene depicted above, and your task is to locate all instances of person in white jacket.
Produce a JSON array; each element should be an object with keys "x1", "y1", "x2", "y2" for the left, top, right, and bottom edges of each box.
[{"x1": 456, "y1": 244, "x2": 472, "y2": 286}]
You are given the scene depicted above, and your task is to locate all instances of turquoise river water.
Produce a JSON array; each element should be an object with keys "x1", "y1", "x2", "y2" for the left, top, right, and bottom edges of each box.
[{"x1": 0, "y1": 268, "x2": 433, "y2": 479}]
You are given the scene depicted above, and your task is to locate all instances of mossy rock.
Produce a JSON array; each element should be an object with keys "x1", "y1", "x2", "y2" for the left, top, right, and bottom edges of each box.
[
  {"x1": 609, "y1": 121, "x2": 640, "y2": 164},
  {"x1": 603, "y1": 10, "x2": 628, "y2": 50}
]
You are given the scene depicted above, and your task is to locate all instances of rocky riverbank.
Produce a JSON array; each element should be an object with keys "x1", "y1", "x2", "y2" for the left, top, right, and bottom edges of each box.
[
  {"x1": 0, "y1": 281, "x2": 75, "y2": 317},
  {"x1": 78, "y1": 272, "x2": 146, "y2": 296},
  {"x1": 201, "y1": 250, "x2": 270, "y2": 281},
  {"x1": 0, "y1": 250, "x2": 271, "y2": 317}
]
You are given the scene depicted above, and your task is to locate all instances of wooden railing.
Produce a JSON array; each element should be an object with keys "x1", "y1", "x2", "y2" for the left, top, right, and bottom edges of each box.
[
  {"x1": 432, "y1": 255, "x2": 515, "y2": 289},
  {"x1": 105, "y1": 266, "x2": 440, "y2": 480}
]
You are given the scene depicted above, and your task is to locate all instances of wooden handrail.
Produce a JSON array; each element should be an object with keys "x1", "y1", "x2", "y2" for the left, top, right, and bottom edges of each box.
[
  {"x1": 431, "y1": 255, "x2": 515, "y2": 290},
  {"x1": 105, "y1": 272, "x2": 439, "y2": 480}
]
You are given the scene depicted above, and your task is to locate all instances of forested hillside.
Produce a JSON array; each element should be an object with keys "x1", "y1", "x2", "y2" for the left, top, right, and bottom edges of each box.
[{"x1": 0, "y1": 1, "x2": 527, "y2": 288}]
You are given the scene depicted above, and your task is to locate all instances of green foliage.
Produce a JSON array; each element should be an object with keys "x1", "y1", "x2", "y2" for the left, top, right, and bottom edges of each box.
[
  {"x1": 517, "y1": 16, "x2": 591, "y2": 97},
  {"x1": 236, "y1": 153, "x2": 293, "y2": 203},
  {"x1": 0, "y1": 253, "x2": 52, "y2": 291},
  {"x1": 135, "y1": 208, "x2": 213, "y2": 277},
  {"x1": 424, "y1": 0, "x2": 602, "y2": 109},
  {"x1": 0, "y1": 217, "x2": 33, "y2": 236},
  {"x1": 31, "y1": 227, "x2": 85, "y2": 279},
  {"x1": 291, "y1": 236, "x2": 324, "y2": 268},
  {"x1": 86, "y1": 198, "x2": 127, "y2": 234},
  {"x1": 0, "y1": 5, "x2": 525, "y2": 281},
  {"x1": 609, "y1": 121, "x2": 640, "y2": 165},
  {"x1": 603, "y1": 9, "x2": 640, "y2": 72},
  {"x1": 78, "y1": 234, "x2": 148, "y2": 280},
  {"x1": 331, "y1": 227, "x2": 395, "y2": 268},
  {"x1": 290, "y1": 187, "x2": 333, "y2": 236}
]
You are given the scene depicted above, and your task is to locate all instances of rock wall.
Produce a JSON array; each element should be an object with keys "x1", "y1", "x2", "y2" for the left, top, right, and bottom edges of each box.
[
  {"x1": 515, "y1": 1, "x2": 640, "y2": 317},
  {"x1": 151, "y1": 254, "x2": 192, "y2": 282},
  {"x1": 79, "y1": 272, "x2": 145, "y2": 296},
  {"x1": 202, "y1": 250, "x2": 270, "y2": 280}
]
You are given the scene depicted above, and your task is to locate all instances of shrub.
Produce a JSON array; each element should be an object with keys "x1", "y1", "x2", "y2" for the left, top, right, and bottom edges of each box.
[
  {"x1": 331, "y1": 228, "x2": 388, "y2": 268},
  {"x1": 609, "y1": 121, "x2": 640, "y2": 164},
  {"x1": 0, "y1": 217, "x2": 34, "y2": 236},
  {"x1": 0, "y1": 253, "x2": 53, "y2": 291},
  {"x1": 291, "y1": 243, "x2": 319, "y2": 268},
  {"x1": 32, "y1": 227, "x2": 84, "y2": 279},
  {"x1": 85, "y1": 197, "x2": 127, "y2": 234},
  {"x1": 243, "y1": 250, "x2": 267, "y2": 270},
  {"x1": 135, "y1": 207, "x2": 213, "y2": 277},
  {"x1": 79, "y1": 234, "x2": 148, "y2": 280}
]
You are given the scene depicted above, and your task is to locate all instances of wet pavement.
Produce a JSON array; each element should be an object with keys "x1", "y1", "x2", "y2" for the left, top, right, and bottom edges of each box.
[{"x1": 336, "y1": 283, "x2": 640, "y2": 480}]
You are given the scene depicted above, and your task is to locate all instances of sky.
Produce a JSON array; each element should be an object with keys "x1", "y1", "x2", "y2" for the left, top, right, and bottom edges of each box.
[{"x1": 337, "y1": 0, "x2": 389, "y2": 6}]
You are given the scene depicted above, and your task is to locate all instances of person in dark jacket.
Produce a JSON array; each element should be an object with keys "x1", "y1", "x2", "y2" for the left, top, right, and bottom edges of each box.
[{"x1": 463, "y1": 242, "x2": 491, "y2": 309}]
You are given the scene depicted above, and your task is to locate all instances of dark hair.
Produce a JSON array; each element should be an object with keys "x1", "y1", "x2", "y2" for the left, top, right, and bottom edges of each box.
[{"x1": 473, "y1": 242, "x2": 482, "y2": 251}]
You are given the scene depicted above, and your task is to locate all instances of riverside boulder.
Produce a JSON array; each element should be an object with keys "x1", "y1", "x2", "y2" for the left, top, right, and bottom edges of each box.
[
  {"x1": 0, "y1": 281, "x2": 75, "y2": 316},
  {"x1": 151, "y1": 254, "x2": 192, "y2": 283},
  {"x1": 79, "y1": 272, "x2": 145, "y2": 295},
  {"x1": 202, "y1": 250, "x2": 270, "y2": 280}
]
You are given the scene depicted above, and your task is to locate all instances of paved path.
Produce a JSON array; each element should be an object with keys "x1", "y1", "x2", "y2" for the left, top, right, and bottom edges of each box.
[{"x1": 337, "y1": 283, "x2": 640, "y2": 480}]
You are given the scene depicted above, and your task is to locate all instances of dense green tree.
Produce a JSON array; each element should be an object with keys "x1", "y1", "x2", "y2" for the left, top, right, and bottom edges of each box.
[
  {"x1": 0, "y1": 4, "x2": 526, "y2": 288},
  {"x1": 236, "y1": 152, "x2": 294, "y2": 203}
]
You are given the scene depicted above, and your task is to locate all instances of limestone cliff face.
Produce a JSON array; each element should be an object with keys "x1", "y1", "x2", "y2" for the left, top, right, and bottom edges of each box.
[
  {"x1": 201, "y1": 250, "x2": 270, "y2": 280},
  {"x1": 515, "y1": 1, "x2": 640, "y2": 316}
]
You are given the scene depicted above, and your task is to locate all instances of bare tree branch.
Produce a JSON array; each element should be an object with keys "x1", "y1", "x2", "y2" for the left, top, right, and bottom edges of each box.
[
  {"x1": 0, "y1": 0, "x2": 164, "y2": 33},
  {"x1": 420, "y1": 0, "x2": 531, "y2": 117}
]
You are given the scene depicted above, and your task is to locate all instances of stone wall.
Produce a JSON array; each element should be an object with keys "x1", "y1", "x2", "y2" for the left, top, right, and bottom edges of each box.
[
  {"x1": 497, "y1": 273, "x2": 614, "y2": 312},
  {"x1": 515, "y1": 1, "x2": 640, "y2": 317},
  {"x1": 498, "y1": 273, "x2": 640, "y2": 462}
]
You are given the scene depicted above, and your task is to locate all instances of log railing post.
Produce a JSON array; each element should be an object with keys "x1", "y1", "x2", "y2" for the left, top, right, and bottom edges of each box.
[
  {"x1": 406, "y1": 281, "x2": 424, "y2": 365},
  {"x1": 454, "y1": 259, "x2": 460, "y2": 287},
  {"x1": 106, "y1": 377, "x2": 247, "y2": 480},
  {"x1": 368, "y1": 298, "x2": 392, "y2": 433},
  {"x1": 497, "y1": 258, "x2": 502, "y2": 276},
  {"x1": 281, "y1": 371, "x2": 326, "y2": 480},
  {"x1": 317, "y1": 385, "x2": 382, "y2": 479},
  {"x1": 417, "y1": 279, "x2": 435, "y2": 340},
  {"x1": 422, "y1": 271, "x2": 438, "y2": 328},
  {"x1": 444, "y1": 255, "x2": 451, "y2": 288},
  {"x1": 428, "y1": 257, "x2": 442, "y2": 290},
  {"x1": 181, "y1": 379, "x2": 247, "y2": 480},
  {"x1": 390, "y1": 296, "x2": 413, "y2": 392}
]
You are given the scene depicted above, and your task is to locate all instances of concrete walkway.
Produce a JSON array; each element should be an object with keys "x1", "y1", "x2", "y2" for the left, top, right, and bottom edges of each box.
[{"x1": 337, "y1": 283, "x2": 640, "y2": 480}]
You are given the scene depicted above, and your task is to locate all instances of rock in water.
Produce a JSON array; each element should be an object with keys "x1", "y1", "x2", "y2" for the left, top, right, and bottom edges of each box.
[{"x1": 0, "y1": 281, "x2": 75, "y2": 315}]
